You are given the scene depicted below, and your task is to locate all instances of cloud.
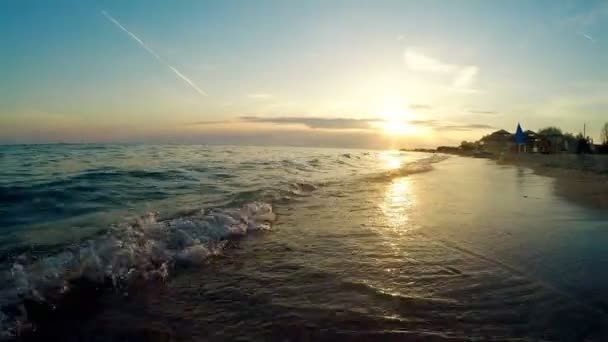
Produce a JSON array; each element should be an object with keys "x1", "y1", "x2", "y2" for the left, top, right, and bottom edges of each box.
[
  {"x1": 210, "y1": 116, "x2": 494, "y2": 134},
  {"x1": 468, "y1": 109, "x2": 498, "y2": 115},
  {"x1": 404, "y1": 48, "x2": 457, "y2": 73},
  {"x1": 247, "y1": 93, "x2": 273, "y2": 99},
  {"x1": 435, "y1": 124, "x2": 495, "y2": 131},
  {"x1": 409, "y1": 104, "x2": 433, "y2": 110},
  {"x1": 408, "y1": 119, "x2": 438, "y2": 127},
  {"x1": 239, "y1": 116, "x2": 381, "y2": 130},
  {"x1": 403, "y1": 48, "x2": 479, "y2": 91},
  {"x1": 186, "y1": 120, "x2": 233, "y2": 125},
  {"x1": 101, "y1": 10, "x2": 207, "y2": 96},
  {"x1": 452, "y1": 66, "x2": 478, "y2": 88},
  {"x1": 403, "y1": 120, "x2": 493, "y2": 131}
]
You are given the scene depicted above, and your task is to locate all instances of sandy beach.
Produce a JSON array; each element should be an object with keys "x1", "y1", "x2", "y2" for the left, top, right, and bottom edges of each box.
[{"x1": 497, "y1": 153, "x2": 608, "y2": 211}]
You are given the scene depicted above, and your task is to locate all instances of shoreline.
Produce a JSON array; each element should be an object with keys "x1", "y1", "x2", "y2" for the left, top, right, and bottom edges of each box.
[{"x1": 495, "y1": 153, "x2": 608, "y2": 211}]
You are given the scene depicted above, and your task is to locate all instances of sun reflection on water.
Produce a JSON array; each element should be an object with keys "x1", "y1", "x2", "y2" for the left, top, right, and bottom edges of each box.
[
  {"x1": 380, "y1": 177, "x2": 414, "y2": 232},
  {"x1": 381, "y1": 151, "x2": 402, "y2": 170}
]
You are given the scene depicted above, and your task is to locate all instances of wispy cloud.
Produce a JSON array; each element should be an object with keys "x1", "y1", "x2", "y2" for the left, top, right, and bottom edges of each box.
[
  {"x1": 239, "y1": 116, "x2": 381, "y2": 130},
  {"x1": 188, "y1": 116, "x2": 495, "y2": 134},
  {"x1": 403, "y1": 48, "x2": 479, "y2": 91},
  {"x1": 452, "y1": 66, "x2": 478, "y2": 88},
  {"x1": 404, "y1": 48, "x2": 456, "y2": 73},
  {"x1": 186, "y1": 119, "x2": 233, "y2": 125},
  {"x1": 408, "y1": 119, "x2": 438, "y2": 127},
  {"x1": 468, "y1": 109, "x2": 498, "y2": 115},
  {"x1": 247, "y1": 93, "x2": 273, "y2": 100},
  {"x1": 101, "y1": 10, "x2": 207, "y2": 96},
  {"x1": 435, "y1": 124, "x2": 495, "y2": 131},
  {"x1": 409, "y1": 104, "x2": 433, "y2": 110},
  {"x1": 400, "y1": 120, "x2": 493, "y2": 131}
]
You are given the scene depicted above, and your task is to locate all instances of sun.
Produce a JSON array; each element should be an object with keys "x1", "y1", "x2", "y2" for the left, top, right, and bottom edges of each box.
[
  {"x1": 380, "y1": 118, "x2": 418, "y2": 135},
  {"x1": 375, "y1": 104, "x2": 418, "y2": 136}
]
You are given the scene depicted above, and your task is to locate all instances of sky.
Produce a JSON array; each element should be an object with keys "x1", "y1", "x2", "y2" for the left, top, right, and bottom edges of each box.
[{"x1": 1, "y1": 0, "x2": 607, "y2": 148}]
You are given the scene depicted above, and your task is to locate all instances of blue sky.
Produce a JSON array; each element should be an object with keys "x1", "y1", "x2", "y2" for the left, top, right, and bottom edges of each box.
[{"x1": 1, "y1": 0, "x2": 607, "y2": 147}]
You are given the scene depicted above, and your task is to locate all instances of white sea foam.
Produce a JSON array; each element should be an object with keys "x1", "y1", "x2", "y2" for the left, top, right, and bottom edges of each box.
[{"x1": 0, "y1": 201, "x2": 276, "y2": 338}]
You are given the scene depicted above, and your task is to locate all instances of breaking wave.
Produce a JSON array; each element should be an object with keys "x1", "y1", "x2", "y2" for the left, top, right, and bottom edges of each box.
[{"x1": 0, "y1": 201, "x2": 275, "y2": 339}]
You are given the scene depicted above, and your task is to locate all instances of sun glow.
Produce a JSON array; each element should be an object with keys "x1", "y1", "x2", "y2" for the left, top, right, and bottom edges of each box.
[
  {"x1": 381, "y1": 151, "x2": 402, "y2": 170},
  {"x1": 374, "y1": 100, "x2": 418, "y2": 136}
]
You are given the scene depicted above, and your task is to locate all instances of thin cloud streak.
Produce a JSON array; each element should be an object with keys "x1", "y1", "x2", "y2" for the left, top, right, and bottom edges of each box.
[
  {"x1": 409, "y1": 104, "x2": 433, "y2": 110},
  {"x1": 101, "y1": 10, "x2": 207, "y2": 96},
  {"x1": 187, "y1": 116, "x2": 494, "y2": 133},
  {"x1": 468, "y1": 109, "x2": 498, "y2": 115},
  {"x1": 186, "y1": 119, "x2": 233, "y2": 125},
  {"x1": 435, "y1": 124, "x2": 495, "y2": 131},
  {"x1": 239, "y1": 116, "x2": 381, "y2": 130}
]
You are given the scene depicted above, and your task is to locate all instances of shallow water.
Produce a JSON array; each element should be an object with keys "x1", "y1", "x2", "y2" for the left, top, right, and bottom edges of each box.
[{"x1": 1, "y1": 145, "x2": 607, "y2": 340}]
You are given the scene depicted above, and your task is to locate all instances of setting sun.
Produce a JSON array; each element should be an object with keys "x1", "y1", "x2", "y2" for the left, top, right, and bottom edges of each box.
[
  {"x1": 379, "y1": 119, "x2": 418, "y2": 136},
  {"x1": 374, "y1": 101, "x2": 418, "y2": 136}
]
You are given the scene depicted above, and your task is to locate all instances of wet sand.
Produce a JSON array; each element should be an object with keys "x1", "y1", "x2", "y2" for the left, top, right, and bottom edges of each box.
[{"x1": 497, "y1": 154, "x2": 608, "y2": 211}]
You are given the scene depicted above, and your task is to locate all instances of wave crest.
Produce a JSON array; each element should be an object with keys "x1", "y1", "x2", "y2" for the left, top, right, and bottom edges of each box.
[{"x1": 0, "y1": 201, "x2": 276, "y2": 338}]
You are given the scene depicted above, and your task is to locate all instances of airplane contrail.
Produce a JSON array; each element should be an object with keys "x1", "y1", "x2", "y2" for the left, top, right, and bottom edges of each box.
[
  {"x1": 101, "y1": 10, "x2": 207, "y2": 96},
  {"x1": 168, "y1": 65, "x2": 207, "y2": 96}
]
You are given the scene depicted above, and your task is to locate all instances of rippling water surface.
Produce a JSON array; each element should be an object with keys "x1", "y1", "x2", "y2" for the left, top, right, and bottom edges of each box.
[{"x1": 1, "y1": 145, "x2": 607, "y2": 341}]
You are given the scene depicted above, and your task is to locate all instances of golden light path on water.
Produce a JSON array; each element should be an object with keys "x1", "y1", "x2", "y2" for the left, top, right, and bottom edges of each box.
[
  {"x1": 378, "y1": 151, "x2": 415, "y2": 233},
  {"x1": 360, "y1": 151, "x2": 419, "y2": 299},
  {"x1": 381, "y1": 177, "x2": 414, "y2": 232}
]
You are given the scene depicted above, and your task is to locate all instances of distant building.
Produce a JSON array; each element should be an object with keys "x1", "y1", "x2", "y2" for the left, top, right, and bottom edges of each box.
[
  {"x1": 479, "y1": 124, "x2": 545, "y2": 154},
  {"x1": 524, "y1": 130, "x2": 541, "y2": 153},
  {"x1": 479, "y1": 129, "x2": 513, "y2": 154}
]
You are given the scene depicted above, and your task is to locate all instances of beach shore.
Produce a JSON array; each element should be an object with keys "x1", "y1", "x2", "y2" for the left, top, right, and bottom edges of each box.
[{"x1": 496, "y1": 153, "x2": 608, "y2": 210}]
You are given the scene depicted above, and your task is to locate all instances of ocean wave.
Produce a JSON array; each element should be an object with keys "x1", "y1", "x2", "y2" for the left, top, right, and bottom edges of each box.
[
  {"x1": 0, "y1": 201, "x2": 276, "y2": 338},
  {"x1": 227, "y1": 182, "x2": 317, "y2": 208},
  {"x1": 307, "y1": 158, "x2": 321, "y2": 167},
  {"x1": 0, "y1": 167, "x2": 206, "y2": 229},
  {"x1": 281, "y1": 159, "x2": 313, "y2": 172},
  {"x1": 364, "y1": 154, "x2": 449, "y2": 182}
]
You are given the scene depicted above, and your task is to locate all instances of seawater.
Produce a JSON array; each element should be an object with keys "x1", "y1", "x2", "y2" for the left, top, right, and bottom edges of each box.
[{"x1": 1, "y1": 144, "x2": 607, "y2": 340}]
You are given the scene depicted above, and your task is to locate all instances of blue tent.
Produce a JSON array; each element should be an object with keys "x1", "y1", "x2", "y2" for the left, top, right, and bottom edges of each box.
[{"x1": 514, "y1": 123, "x2": 526, "y2": 144}]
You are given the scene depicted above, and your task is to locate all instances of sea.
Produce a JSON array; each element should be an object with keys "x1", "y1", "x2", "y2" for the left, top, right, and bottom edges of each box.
[{"x1": 0, "y1": 144, "x2": 607, "y2": 341}]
